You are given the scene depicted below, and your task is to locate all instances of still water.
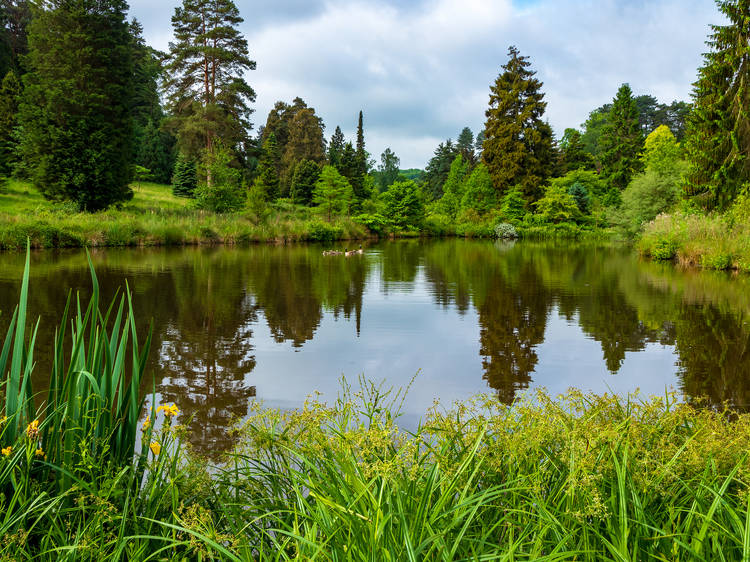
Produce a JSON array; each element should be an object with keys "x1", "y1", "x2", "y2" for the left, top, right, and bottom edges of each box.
[{"x1": 1, "y1": 239, "x2": 749, "y2": 452}]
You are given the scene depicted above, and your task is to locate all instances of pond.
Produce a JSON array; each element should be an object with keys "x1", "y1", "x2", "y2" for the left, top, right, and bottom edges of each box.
[{"x1": 1, "y1": 239, "x2": 749, "y2": 453}]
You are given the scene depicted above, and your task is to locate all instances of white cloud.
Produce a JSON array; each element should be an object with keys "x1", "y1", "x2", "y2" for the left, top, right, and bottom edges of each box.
[{"x1": 131, "y1": 0, "x2": 719, "y2": 168}]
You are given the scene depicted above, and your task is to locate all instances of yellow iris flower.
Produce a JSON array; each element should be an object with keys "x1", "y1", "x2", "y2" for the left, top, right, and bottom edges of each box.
[{"x1": 150, "y1": 442, "x2": 161, "y2": 456}]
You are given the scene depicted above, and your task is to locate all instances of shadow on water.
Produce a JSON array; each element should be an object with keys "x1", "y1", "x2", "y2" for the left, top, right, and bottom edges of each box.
[{"x1": 1, "y1": 239, "x2": 750, "y2": 453}]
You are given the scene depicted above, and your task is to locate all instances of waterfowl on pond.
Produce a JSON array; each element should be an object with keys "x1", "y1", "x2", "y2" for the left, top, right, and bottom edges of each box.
[{"x1": 322, "y1": 249, "x2": 344, "y2": 256}]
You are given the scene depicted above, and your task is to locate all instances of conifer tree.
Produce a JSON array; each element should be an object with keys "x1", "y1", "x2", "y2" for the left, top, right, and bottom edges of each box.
[
  {"x1": 0, "y1": 1, "x2": 31, "y2": 75},
  {"x1": 483, "y1": 46, "x2": 555, "y2": 201},
  {"x1": 0, "y1": 69, "x2": 20, "y2": 176},
  {"x1": 500, "y1": 186, "x2": 527, "y2": 222},
  {"x1": 352, "y1": 110, "x2": 369, "y2": 200},
  {"x1": 18, "y1": 0, "x2": 134, "y2": 210},
  {"x1": 424, "y1": 139, "x2": 458, "y2": 200},
  {"x1": 438, "y1": 154, "x2": 468, "y2": 218},
  {"x1": 684, "y1": 0, "x2": 750, "y2": 209},
  {"x1": 313, "y1": 165, "x2": 354, "y2": 222},
  {"x1": 456, "y1": 127, "x2": 476, "y2": 166},
  {"x1": 327, "y1": 125, "x2": 345, "y2": 169},
  {"x1": 164, "y1": 0, "x2": 255, "y2": 181},
  {"x1": 254, "y1": 133, "x2": 281, "y2": 201},
  {"x1": 172, "y1": 153, "x2": 198, "y2": 197},
  {"x1": 377, "y1": 147, "x2": 400, "y2": 191},
  {"x1": 460, "y1": 163, "x2": 496, "y2": 215},
  {"x1": 290, "y1": 159, "x2": 320, "y2": 205},
  {"x1": 280, "y1": 107, "x2": 326, "y2": 196},
  {"x1": 139, "y1": 119, "x2": 176, "y2": 184},
  {"x1": 559, "y1": 128, "x2": 594, "y2": 172},
  {"x1": 600, "y1": 84, "x2": 644, "y2": 192}
]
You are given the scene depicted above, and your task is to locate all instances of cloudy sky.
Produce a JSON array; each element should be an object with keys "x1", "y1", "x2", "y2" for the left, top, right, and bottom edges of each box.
[{"x1": 128, "y1": 0, "x2": 720, "y2": 169}]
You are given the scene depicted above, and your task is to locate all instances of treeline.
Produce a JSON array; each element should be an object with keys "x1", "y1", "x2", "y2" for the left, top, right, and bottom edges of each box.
[{"x1": 1, "y1": 0, "x2": 748, "y2": 245}]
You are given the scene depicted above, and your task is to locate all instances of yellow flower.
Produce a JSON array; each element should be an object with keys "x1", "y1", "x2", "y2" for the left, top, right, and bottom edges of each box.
[
  {"x1": 26, "y1": 419, "x2": 39, "y2": 439},
  {"x1": 142, "y1": 416, "x2": 151, "y2": 431},
  {"x1": 157, "y1": 404, "x2": 180, "y2": 418},
  {"x1": 35, "y1": 448, "x2": 45, "y2": 459},
  {"x1": 149, "y1": 442, "x2": 161, "y2": 456},
  {"x1": 0, "y1": 416, "x2": 6, "y2": 425},
  {"x1": 1, "y1": 446, "x2": 11, "y2": 457}
]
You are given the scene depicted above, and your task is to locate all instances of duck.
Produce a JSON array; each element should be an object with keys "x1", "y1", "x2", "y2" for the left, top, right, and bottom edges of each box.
[{"x1": 345, "y1": 245, "x2": 364, "y2": 257}]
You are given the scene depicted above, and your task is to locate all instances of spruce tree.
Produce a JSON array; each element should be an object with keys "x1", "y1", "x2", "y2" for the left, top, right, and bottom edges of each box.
[
  {"x1": 327, "y1": 125, "x2": 345, "y2": 169},
  {"x1": 456, "y1": 127, "x2": 476, "y2": 166},
  {"x1": 0, "y1": 69, "x2": 20, "y2": 176},
  {"x1": 352, "y1": 110, "x2": 369, "y2": 200},
  {"x1": 254, "y1": 133, "x2": 280, "y2": 201},
  {"x1": 172, "y1": 153, "x2": 197, "y2": 197},
  {"x1": 139, "y1": 119, "x2": 176, "y2": 184},
  {"x1": 424, "y1": 139, "x2": 458, "y2": 200},
  {"x1": 18, "y1": 0, "x2": 134, "y2": 211},
  {"x1": 165, "y1": 0, "x2": 255, "y2": 176},
  {"x1": 483, "y1": 46, "x2": 554, "y2": 201},
  {"x1": 377, "y1": 147, "x2": 400, "y2": 191},
  {"x1": 290, "y1": 159, "x2": 320, "y2": 205},
  {"x1": 460, "y1": 163, "x2": 496, "y2": 216},
  {"x1": 279, "y1": 107, "x2": 326, "y2": 196},
  {"x1": 559, "y1": 128, "x2": 594, "y2": 172},
  {"x1": 684, "y1": 0, "x2": 750, "y2": 209},
  {"x1": 600, "y1": 84, "x2": 644, "y2": 192}
]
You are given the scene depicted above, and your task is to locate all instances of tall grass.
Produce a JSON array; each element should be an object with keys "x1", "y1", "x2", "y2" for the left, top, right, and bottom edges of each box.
[{"x1": 1, "y1": 248, "x2": 750, "y2": 559}]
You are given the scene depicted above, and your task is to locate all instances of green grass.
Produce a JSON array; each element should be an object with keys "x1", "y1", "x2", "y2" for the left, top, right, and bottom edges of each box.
[
  {"x1": 0, "y1": 181, "x2": 370, "y2": 250},
  {"x1": 2, "y1": 250, "x2": 750, "y2": 559}
]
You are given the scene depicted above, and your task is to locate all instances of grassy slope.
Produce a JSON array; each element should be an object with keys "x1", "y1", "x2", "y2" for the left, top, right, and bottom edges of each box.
[{"x1": 0, "y1": 180, "x2": 367, "y2": 249}]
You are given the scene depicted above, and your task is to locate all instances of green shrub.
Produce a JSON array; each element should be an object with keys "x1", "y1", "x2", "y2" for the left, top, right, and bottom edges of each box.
[
  {"x1": 494, "y1": 222, "x2": 518, "y2": 239},
  {"x1": 304, "y1": 219, "x2": 344, "y2": 241}
]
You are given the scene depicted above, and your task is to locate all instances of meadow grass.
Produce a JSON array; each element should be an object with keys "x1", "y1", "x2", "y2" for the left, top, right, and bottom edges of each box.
[
  {"x1": 0, "y1": 181, "x2": 369, "y2": 250},
  {"x1": 1, "y1": 249, "x2": 750, "y2": 560}
]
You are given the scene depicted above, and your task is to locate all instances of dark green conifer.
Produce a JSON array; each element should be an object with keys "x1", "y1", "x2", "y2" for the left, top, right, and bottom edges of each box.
[
  {"x1": 600, "y1": 84, "x2": 644, "y2": 192},
  {"x1": 483, "y1": 46, "x2": 554, "y2": 201},
  {"x1": 254, "y1": 133, "x2": 281, "y2": 201},
  {"x1": 18, "y1": 0, "x2": 135, "y2": 210},
  {"x1": 0, "y1": 69, "x2": 20, "y2": 176},
  {"x1": 684, "y1": 0, "x2": 750, "y2": 209},
  {"x1": 172, "y1": 153, "x2": 197, "y2": 197},
  {"x1": 327, "y1": 125, "x2": 345, "y2": 169},
  {"x1": 139, "y1": 119, "x2": 176, "y2": 184},
  {"x1": 559, "y1": 128, "x2": 594, "y2": 172},
  {"x1": 290, "y1": 159, "x2": 321, "y2": 205}
]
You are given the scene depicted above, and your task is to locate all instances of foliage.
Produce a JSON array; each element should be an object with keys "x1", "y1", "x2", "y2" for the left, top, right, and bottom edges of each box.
[
  {"x1": 164, "y1": 0, "x2": 255, "y2": 163},
  {"x1": 600, "y1": 83, "x2": 644, "y2": 192},
  {"x1": 0, "y1": 69, "x2": 20, "y2": 176},
  {"x1": 18, "y1": 0, "x2": 135, "y2": 211},
  {"x1": 534, "y1": 183, "x2": 580, "y2": 223},
  {"x1": 327, "y1": 125, "x2": 345, "y2": 169},
  {"x1": 460, "y1": 163, "x2": 496, "y2": 215},
  {"x1": 436, "y1": 154, "x2": 468, "y2": 218},
  {"x1": 568, "y1": 181, "x2": 591, "y2": 215},
  {"x1": 494, "y1": 222, "x2": 518, "y2": 239},
  {"x1": 424, "y1": 139, "x2": 458, "y2": 200},
  {"x1": 313, "y1": 165, "x2": 354, "y2": 222},
  {"x1": 456, "y1": 126, "x2": 476, "y2": 165},
  {"x1": 255, "y1": 132, "x2": 281, "y2": 201},
  {"x1": 280, "y1": 106, "x2": 326, "y2": 195},
  {"x1": 376, "y1": 147, "x2": 400, "y2": 191},
  {"x1": 290, "y1": 158, "x2": 320, "y2": 206},
  {"x1": 194, "y1": 145, "x2": 245, "y2": 213},
  {"x1": 483, "y1": 45, "x2": 555, "y2": 201},
  {"x1": 171, "y1": 153, "x2": 197, "y2": 198},
  {"x1": 499, "y1": 186, "x2": 527, "y2": 223},
  {"x1": 559, "y1": 127, "x2": 594, "y2": 172},
  {"x1": 137, "y1": 119, "x2": 176, "y2": 185},
  {"x1": 684, "y1": 0, "x2": 750, "y2": 210},
  {"x1": 380, "y1": 179, "x2": 425, "y2": 230}
]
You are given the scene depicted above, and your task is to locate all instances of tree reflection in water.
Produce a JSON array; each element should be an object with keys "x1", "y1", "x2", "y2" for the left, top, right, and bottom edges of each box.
[{"x1": 2, "y1": 240, "x2": 750, "y2": 454}]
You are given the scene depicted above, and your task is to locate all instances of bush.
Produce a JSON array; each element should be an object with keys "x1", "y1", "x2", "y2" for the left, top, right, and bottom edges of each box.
[
  {"x1": 303, "y1": 219, "x2": 344, "y2": 241},
  {"x1": 494, "y1": 222, "x2": 518, "y2": 239},
  {"x1": 354, "y1": 212, "x2": 387, "y2": 235}
]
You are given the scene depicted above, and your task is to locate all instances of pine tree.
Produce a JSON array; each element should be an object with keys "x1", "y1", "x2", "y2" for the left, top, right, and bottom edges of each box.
[
  {"x1": 483, "y1": 46, "x2": 554, "y2": 201},
  {"x1": 172, "y1": 153, "x2": 198, "y2": 197},
  {"x1": 437, "y1": 154, "x2": 468, "y2": 218},
  {"x1": 290, "y1": 159, "x2": 321, "y2": 205},
  {"x1": 279, "y1": 107, "x2": 326, "y2": 196},
  {"x1": 164, "y1": 0, "x2": 255, "y2": 180},
  {"x1": 0, "y1": 1, "x2": 32, "y2": 76},
  {"x1": 0, "y1": 69, "x2": 20, "y2": 176},
  {"x1": 500, "y1": 186, "x2": 526, "y2": 222},
  {"x1": 424, "y1": 140, "x2": 458, "y2": 200},
  {"x1": 254, "y1": 133, "x2": 280, "y2": 201},
  {"x1": 600, "y1": 84, "x2": 644, "y2": 193},
  {"x1": 138, "y1": 119, "x2": 176, "y2": 184},
  {"x1": 456, "y1": 127, "x2": 476, "y2": 166},
  {"x1": 568, "y1": 182, "x2": 591, "y2": 215},
  {"x1": 559, "y1": 128, "x2": 594, "y2": 172},
  {"x1": 327, "y1": 125, "x2": 345, "y2": 169},
  {"x1": 684, "y1": 0, "x2": 750, "y2": 209},
  {"x1": 18, "y1": 0, "x2": 134, "y2": 211},
  {"x1": 352, "y1": 110, "x2": 369, "y2": 200}
]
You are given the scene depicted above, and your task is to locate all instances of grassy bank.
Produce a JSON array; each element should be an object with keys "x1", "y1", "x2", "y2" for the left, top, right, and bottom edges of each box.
[
  {"x1": 1, "y1": 250, "x2": 750, "y2": 560},
  {"x1": 0, "y1": 180, "x2": 369, "y2": 249},
  {"x1": 0, "y1": 180, "x2": 614, "y2": 250},
  {"x1": 638, "y1": 199, "x2": 750, "y2": 271}
]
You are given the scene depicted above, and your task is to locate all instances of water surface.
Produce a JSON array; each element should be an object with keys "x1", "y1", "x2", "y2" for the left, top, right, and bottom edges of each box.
[{"x1": 1, "y1": 239, "x2": 749, "y2": 452}]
